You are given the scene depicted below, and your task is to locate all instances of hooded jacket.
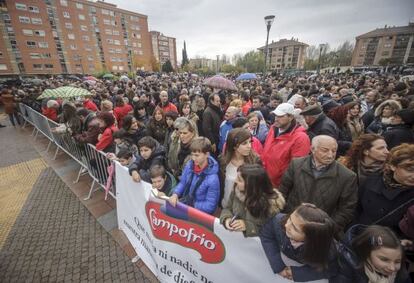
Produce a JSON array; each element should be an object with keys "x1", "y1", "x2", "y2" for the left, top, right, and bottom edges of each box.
[
  {"x1": 366, "y1": 100, "x2": 402, "y2": 135},
  {"x1": 129, "y1": 141, "x2": 166, "y2": 182},
  {"x1": 332, "y1": 225, "x2": 411, "y2": 283},
  {"x1": 173, "y1": 156, "x2": 220, "y2": 215},
  {"x1": 261, "y1": 123, "x2": 310, "y2": 187}
]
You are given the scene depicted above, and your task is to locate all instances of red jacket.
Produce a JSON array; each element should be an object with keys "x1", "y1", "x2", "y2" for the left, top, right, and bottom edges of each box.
[
  {"x1": 42, "y1": 107, "x2": 58, "y2": 121},
  {"x1": 242, "y1": 100, "x2": 252, "y2": 116},
  {"x1": 113, "y1": 104, "x2": 133, "y2": 128},
  {"x1": 83, "y1": 99, "x2": 98, "y2": 112},
  {"x1": 160, "y1": 102, "x2": 178, "y2": 113},
  {"x1": 96, "y1": 125, "x2": 118, "y2": 151},
  {"x1": 261, "y1": 124, "x2": 310, "y2": 187}
]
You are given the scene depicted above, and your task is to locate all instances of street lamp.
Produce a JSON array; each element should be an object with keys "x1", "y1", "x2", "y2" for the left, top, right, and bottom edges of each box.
[
  {"x1": 317, "y1": 43, "x2": 326, "y2": 74},
  {"x1": 263, "y1": 15, "x2": 275, "y2": 76}
]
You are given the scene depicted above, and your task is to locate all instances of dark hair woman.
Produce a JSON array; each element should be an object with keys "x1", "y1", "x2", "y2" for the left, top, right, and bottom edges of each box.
[
  {"x1": 219, "y1": 128, "x2": 260, "y2": 208},
  {"x1": 147, "y1": 107, "x2": 168, "y2": 144},
  {"x1": 96, "y1": 111, "x2": 118, "y2": 152},
  {"x1": 220, "y1": 164, "x2": 285, "y2": 237},
  {"x1": 179, "y1": 101, "x2": 199, "y2": 126},
  {"x1": 113, "y1": 95, "x2": 133, "y2": 128},
  {"x1": 338, "y1": 133, "x2": 389, "y2": 185},
  {"x1": 354, "y1": 143, "x2": 414, "y2": 235},
  {"x1": 133, "y1": 101, "x2": 149, "y2": 124},
  {"x1": 333, "y1": 225, "x2": 410, "y2": 283},
  {"x1": 259, "y1": 203, "x2": 337, "y2": 281},
  {"x1": 121, "y1": 115, "x2": 147, "y2": 146}
]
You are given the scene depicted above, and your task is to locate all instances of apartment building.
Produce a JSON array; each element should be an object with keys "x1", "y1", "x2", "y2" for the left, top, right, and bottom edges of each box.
[
  {"x1": 150, "y1": 31, "x2": 177, "y2": 69},
  {"x1": 351, "y1": 22, "x2": 414, "y2": 67},
  {"x1": 0, "y1": 0, "x2": 152, "y2": 75},
  {"x1": 258, "y1": 38, "x2": 308, "y2": 71}
]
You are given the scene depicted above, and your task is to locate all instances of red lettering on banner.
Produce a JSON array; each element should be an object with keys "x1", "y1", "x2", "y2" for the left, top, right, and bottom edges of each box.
[{"x1": 145, "y1": 202, "x2": 225, "y2": 264}]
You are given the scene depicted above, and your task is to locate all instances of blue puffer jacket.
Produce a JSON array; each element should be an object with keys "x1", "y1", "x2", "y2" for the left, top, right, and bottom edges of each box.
[
  {"x1": 173, "y1": 156, "x2": 220, "y2": 215},
  {"x1": 219, "y1": 120, "x2": 234, "y2": 153},
  {"x1": 259, "y1": 213, "x2": 337, "y2": 282}
]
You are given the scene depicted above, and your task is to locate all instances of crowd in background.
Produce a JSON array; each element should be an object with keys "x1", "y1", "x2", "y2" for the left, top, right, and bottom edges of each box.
[{"x1": 1, "y1": 71, "x2": 414, "y2": 282}]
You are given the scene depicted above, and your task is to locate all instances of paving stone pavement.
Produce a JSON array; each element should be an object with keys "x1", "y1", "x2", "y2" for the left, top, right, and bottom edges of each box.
[{"x1": 0, "y1": 167, "x2": 150, "y2": 283}]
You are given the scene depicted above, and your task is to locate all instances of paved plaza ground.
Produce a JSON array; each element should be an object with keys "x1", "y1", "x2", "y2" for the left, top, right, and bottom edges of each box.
[{"x1": 0, "y1": 115, "x2": 156, "y2": 282}]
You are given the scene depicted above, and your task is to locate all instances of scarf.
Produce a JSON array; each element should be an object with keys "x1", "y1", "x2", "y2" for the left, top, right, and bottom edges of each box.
[
  {"x1": 364, "y1": 262, "x2": 396, "y2": 283},
  {"x1": 177, "y1": 142, "x2": 191, "y2": 168},
  {"x1": 359, "y1": 160, "x2": 384, "y2": 175},
  {"x1": 383, "y1": 170, "x2": 411, "y2": 191}
]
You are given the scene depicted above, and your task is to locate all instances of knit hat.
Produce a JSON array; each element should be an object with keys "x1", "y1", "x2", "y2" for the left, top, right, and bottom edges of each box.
[
  {"x1": 396, "y1": 109, "x2": 414, "y2": 125},
  {"x1": 300, "y1": 104, "x2": 322, "y2": 116}
]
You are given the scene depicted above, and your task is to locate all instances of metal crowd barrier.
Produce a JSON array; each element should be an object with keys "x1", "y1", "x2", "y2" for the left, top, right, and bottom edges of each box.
[{"x1": 18, "y1": 103, "x2": 116, "y2": 201}]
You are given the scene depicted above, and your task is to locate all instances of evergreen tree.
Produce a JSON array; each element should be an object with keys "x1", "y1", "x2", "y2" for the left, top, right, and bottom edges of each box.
[
  {"x1": 182, "y1": 41, "x2": 189, "y2": 67},
  {"x1": 162, "y1": 60, "x2": 174, "y2": 73}
]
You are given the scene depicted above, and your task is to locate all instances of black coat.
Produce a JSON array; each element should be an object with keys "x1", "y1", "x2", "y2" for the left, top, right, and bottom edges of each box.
[
  {"x1": 307, "y1": 113, "x2": 339, "y2": 140},
  {"x1": 383, "y1": 124, "x2": 414, "y2": 149},
  {"x1": 202, "y1": 103, "x2": 223, "y2": 147},
  {"x1": 124, "y1": 127, "x2": 147, "y2": 146},
  {"x1": 355, "y1": 174, "x2": 414, "y2": 235},
  {"x1": 332, "y1": 225, "x2": 412, "y2": 283},
  {"x1": 128, "y1": 142, "x2": 166, "y2": 182}
]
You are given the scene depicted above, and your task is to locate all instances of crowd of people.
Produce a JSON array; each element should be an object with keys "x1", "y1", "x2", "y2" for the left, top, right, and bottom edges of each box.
[{"x1": 1, "y1": 71, "x2": 414, "y2": 282}]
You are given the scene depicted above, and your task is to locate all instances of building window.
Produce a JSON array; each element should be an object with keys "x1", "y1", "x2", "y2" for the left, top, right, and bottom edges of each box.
[
  {"x1": 102, "y1": 9, "x2": 109, "y2": 15},
  {"x1": 108, "y1": 48, "x2": 114, "y2": 53},
  {"x1": 80, "y1": 25, "x2": 88, "y2": 31},
  {"x1": 85, "y1": 46, "x2": 92, "y2": 51},
  {"x1": 103, "y1": 19, "x2": 111, "y2": 25},
  {"x1": 384, "y1": 43, "x2": 392, "y2": 48},
  {"x1": 44, "y1": 64, "x2": 53, "y2": 69},
  {"x1": 0, "y1": 51, "x2": 3, "y2": 58},
  {"x1": 19, "y1": 16, "x2": 31, "y2": 24},
  {"x1": 105, "y1": 29, "x2": 112, "y2": 35},
  {"x1": 70, "y1": 44, "x2": 77, "y2": 50},
  {"x1": 114, "y1": 40, "x2": 120, "y2": 45},
  {"x1": 119, "y1": 66, "x2": 124, "y2": 71},
  {"x1": 107, "y1": 39, "x2": 114, "y2": 44},
  {"x1": 87, "y1": 56, "x2": 93, "y2": 61},
  {"x1": 16, "y1": 3, "x2": 27, "y2": 10},
  {"x1": 30, "y1": 53, "x2": 41, "y2": 59},
  {"x1": 26, "y1": 41, "x2": 37, "y2": 48},
  {"x1": 76, "y1": 3, "x2": 83, "y2": 9},
  {"x1": 113, "y1": 30, "x2": 119, "y2": 36},
  {"x1": 78, "y1": 14, "x2": 85, "y2": 20},
  {"x1": 31, "y1": 18, "x2": 42, "y2": 25},
  {"x1": 115, "y1": 48, "x2": 122, "y2": 54},
  {"x1": 0, "y1": 64, "x2": 8, "y2": 71},
  {"x1": 65, "y1": 23, "x2": 73, "y2": 29},
  {"x1": 63, "y1": 11, "x2": 70, "y2": 18},
  {"x1": 138, "y1": 50, "x2": 143, "y2": 55},
  {"x1": 42, "y1": 53, "x2": 51, "y2": 58},
  {"x1": 82, "y1": 35, "x2": 90, "y2": 41},
  {"x1": 38, "y1": 42, "x2": 48, "y2": 48},
  {"x1": 130, "y1": 15, "x2": 139, "y2": 21},
  {"x1": 34, "y1": 30, "x2": 45, "y2": 36},
  {"x1": 382, "y1": 51, "x2": 390, "y2": 56},
  {"x1": 28, "y1": 6, "x2": 39, "y2": 13},
  {"x1": 68, "y1": 34, "x2": 75, "y2": 40},
  {"x1": 33, "y1": 64, "x2": 42, "y2": 69},
  {"x1": 60, "y1": 0, "x2": 68, "y2": 6},
  {"x1": 23, "y1": 29, "x2": 33, "y2": 36}
]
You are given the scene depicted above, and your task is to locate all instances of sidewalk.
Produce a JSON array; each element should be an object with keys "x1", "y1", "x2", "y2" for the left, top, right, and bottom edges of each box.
[{"x1": 0, "y1": 116, "x2": 158, "y2": 282}]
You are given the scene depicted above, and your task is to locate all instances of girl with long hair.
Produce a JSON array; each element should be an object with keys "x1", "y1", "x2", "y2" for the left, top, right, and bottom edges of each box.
[
  {"x1": 260, "y1": 203, "x2": 337, "y2": 282},
  {"x1": 147, "y1": 107, "x2": 168, "y2": 144},
  {"x1": 219, "y1": 127, "x2": 260, "y2": 208},
  {"x1": 220, "y1": 164, "x2": 285, "y2": 237}
]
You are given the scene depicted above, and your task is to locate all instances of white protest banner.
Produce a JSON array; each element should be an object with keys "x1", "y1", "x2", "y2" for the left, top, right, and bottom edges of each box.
[{"x1": 116, "y1": 163, "x2": 290, "y2": 283}]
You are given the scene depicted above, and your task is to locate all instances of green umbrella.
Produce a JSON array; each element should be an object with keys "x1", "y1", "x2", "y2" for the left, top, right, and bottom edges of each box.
[
  {"x1": 103, "y1": 73, "x2": 114, "y2": 79},
  {"x1": 37, "y1": 86, "x2": 91, "y2": 100}
]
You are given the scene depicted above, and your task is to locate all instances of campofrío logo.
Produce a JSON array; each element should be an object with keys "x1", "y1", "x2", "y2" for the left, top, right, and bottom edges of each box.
[{"x1": 145, "y1": 202, "x2": 225, "y2": 264}]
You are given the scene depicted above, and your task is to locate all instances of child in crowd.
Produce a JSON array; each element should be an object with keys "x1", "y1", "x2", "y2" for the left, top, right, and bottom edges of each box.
[
  {"x1": 220, "y1": 164, "x2": 285, "y2": 237},
  {"x1": 107, "y1": 148, "x2": 136, "y2": 167},
  {"x1": 260, "y1": 203, "x2": 337, "y2": 282},
  {"x1": 168, "y1": 137, "x2": 220, "y2": 215},
  {"x1": 129, "y1": 136, "x2": 166, "y2": 183},
  {"x1": 150, "y1": 165, "x2": 176, "y2": 197}
]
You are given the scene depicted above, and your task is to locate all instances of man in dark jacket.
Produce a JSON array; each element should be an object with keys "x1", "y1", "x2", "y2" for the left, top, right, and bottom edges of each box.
[
  {"x1": 202, "y1": 93, "x2": 223, "y2": 154},
  {"x1": 301, "y1": 104, "x2": 339, "y2": 140},
  {"x1": 383, "y1": 109, "x2": 414, "y2": 149},
  {"x1": 279, "y1": 135, "x2": 358, "y2": 230}
]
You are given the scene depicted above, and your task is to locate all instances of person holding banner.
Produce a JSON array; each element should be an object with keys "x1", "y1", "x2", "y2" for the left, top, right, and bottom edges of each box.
[
  {"x1": 220, "y1": 164, "x2": 285, "y2": 237},
  {"x1": 259, "y1": 203, "x2": 337, "y2": 282},
  {"x1": 168, "y1": 137, "x2": 220, "y2": 215}
]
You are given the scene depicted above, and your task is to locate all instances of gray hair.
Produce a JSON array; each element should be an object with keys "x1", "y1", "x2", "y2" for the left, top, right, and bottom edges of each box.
[
  {"x1": 311, "y1": 135, "x2": 337, "y2": 149},
  {"x1": 173, "y1": 117, "x2": 198, "y2": 135}
]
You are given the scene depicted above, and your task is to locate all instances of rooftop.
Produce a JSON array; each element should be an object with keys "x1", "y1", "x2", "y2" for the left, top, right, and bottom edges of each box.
[
  {"x1": 356, "y1": 22, "x2": 414, "y2": 39},
  {"x1": 258, "y1": 38, "x2": 308, "y2": 50}
]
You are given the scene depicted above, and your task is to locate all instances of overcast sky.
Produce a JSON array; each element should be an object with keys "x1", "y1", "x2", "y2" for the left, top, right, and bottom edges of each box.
[{"x1": 112, "y1": 0, "x2": 414, "y2": 61}]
